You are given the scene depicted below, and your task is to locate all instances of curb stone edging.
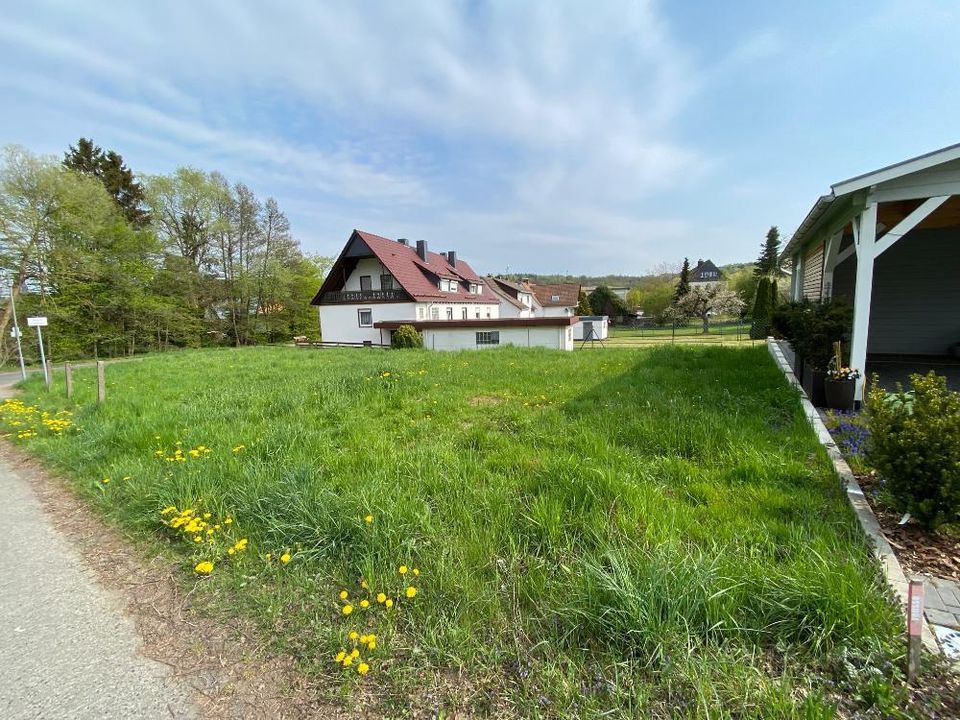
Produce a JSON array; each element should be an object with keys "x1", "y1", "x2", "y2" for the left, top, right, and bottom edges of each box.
[{"x1": 765, "y1": 338, "x2": 940, "y2": 654}]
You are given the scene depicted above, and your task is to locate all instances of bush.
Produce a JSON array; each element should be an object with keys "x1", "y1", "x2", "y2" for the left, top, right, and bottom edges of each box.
[
  {"x1": 771, "y1": 300, "x2": 852, "y2": 370},
  {"x1": 866, "y1": 372, "x2": 960, "y2": 529},
  {"x1": 749, "y1": 277, "x2": 774, "y2": 339},
  {"x1": 391, "y1": 324, "x2": 423, "y2": 349}
]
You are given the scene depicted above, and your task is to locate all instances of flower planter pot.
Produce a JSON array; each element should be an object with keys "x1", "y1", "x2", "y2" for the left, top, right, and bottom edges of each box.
[
  {"x1": 801, "y1": 364, "x2": 827, "y2": 407},
  {"x1": 824, "y1": 378, "x2": 856, "y2": 412}
]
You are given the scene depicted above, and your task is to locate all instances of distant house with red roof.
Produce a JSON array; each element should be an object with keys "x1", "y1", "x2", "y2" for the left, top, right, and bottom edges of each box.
[
  {"x1": 486, "y1": 276, "x2": 541, "y2": 318},
  {"x1": 530, "y1": 282, "x2": 581, "y2": 317},
  {"x1": 311, "y1": 230, "x2": 502, "y2": 345}
]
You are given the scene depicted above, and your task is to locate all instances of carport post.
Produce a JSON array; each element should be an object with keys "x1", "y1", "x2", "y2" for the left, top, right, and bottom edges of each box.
[{"x1": 849, "y1": 202, "x2": 877, "y2": 403}]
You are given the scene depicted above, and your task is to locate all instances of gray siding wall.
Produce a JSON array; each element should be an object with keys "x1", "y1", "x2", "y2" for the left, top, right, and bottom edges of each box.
[{"x1": 868, "y1": 228, "x2": 960, "y2": 355}]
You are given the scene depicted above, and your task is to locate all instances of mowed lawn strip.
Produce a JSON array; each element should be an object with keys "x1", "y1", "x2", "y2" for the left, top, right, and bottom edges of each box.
[{"x1": 10, "y1": 345, "x2": 903, "y2": 718}]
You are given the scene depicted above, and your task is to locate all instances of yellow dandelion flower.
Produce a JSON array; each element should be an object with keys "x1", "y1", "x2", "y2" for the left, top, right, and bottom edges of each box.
[
  {"x1": 334, "y1": 651, "x2": 346, "y2": 663},
  {"x1": 349, "y1": 631, "x2": 359, "y2": 641},
  {"x1": 342, "y1": 604, "x2": 353, "y2": 616},
  {"x1": 194, "y1": 561, "x2": 214, "y2": 575},
  {"x1": 360, "y1": 599, "x2": 369, "y2": 609},
  {"x1": 385, "y1": 599, "x2": 393, "y2": 609},
  {"x1": 412, "y1": 568, "x2": 420, "y2": 576},
  {"x1": 339, "y1": 590, "x2": 349, "y2": 600},
  {"x1": 376, "y1": 593, "x2": 386, "y2": 603},
  {"x1": 364, "y1": 514, "x2": 374, "y2": 524},
  {"x1": 351, "y1": 648, "x2": 360, "y2": 658},
  {"x1": 399, "y1": 565, "x2": 408, "y2": 575},
  {"x1": 203, "y1": 512, "x2": 211, "y2": 519},
  {"x1": 265, "y1": 553, "x2": 271, "y2": 562},
  {"x1": 102, "y1": 478, "x2": 110, "y2": 484},
  {"x1": 280, "y1": 552, "x2": 291, "y2": 564},
  {"x1": 367, "y1": 639, "x2": 376, "y2": 651},
  {"x1": 357, "y1": 662, "x2": 369, "y2": 675},
  {"x1": 160, "y1": 506, "x2": 177, "y2": 515},
  {"x1": 360, "y1": 579, "x2": 368, "y2": 590},
  {"x1": 405, "y1": 586, "x2": 417, "y2": 598},
  {"x1": 228, "y1": 548, "x2": 235, "y2": 555},
  {"x1": 342, "y1": 655, "x2": 353, "y2": 667},
  {"x1": 223, "y1": 517, "x2": 233, "y2": 525}
]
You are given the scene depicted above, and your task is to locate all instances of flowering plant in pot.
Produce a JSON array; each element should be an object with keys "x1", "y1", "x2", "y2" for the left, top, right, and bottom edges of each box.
[{"x1": 824, "y1": 342, "x2": 860, "y2": 411}]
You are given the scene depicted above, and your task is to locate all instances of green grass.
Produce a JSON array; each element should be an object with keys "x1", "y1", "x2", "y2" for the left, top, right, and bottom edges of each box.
[{"x1": 6, "y1": 345, "x2": 908, "y2": 718}]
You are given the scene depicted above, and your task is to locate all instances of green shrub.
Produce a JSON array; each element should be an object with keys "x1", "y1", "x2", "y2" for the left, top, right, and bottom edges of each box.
[
  {"x1": 391, "y1": 324, "x2": 423, "y2": 349},
  {"x1": 866, "y1": 372, "x2": 960, "y2": 529},
  {"x1": 749, "y1": 277, "x2": 775, "y2": 339},
  {"x1": 771, "y1": 300, "x2": 852, "y2": 370}
]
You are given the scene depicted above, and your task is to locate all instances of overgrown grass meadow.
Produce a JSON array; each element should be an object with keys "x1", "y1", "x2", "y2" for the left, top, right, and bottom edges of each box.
[{"x1": 7, "y1": 345, "x2": 908, "y2": 717}]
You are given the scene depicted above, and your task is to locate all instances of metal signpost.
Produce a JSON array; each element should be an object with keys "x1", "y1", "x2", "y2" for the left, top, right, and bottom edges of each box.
[
  {"x1": 907, "y1": 578, "x2": 924, "y2": 683},
  {"x1": 27, "y1": 316, "x2": 49, "y2": 387}
]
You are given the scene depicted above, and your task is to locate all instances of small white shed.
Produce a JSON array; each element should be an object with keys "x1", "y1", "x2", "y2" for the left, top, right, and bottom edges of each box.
[
  {"x1": 573, "y1": 316, "x2": 609, "y2": 341},
  {"x1": 375, "y1": 317, "x2": 577, "y2": 351}
]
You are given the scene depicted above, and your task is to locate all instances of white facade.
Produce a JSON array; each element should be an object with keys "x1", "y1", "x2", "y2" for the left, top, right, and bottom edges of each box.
[
  {"x1": 422, "y1": 325, "x2": 574, "y2": 351},
  {"x1": 414, "y1": 302, "x2": 501, "y2": 322},
  {"x1": 319, "y1": 302, "x2": 416, "y2": 345},
  {"x1": 540, "y1": 305, "x2": 574, "y2": 318}
]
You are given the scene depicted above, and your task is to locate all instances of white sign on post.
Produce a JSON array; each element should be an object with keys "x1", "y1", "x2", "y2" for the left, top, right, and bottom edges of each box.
[{"x1": 27, "y1": 316, "x2": 48, "y2": 327}]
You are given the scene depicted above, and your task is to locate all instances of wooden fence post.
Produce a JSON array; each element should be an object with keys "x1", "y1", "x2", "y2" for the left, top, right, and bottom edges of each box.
[
  {"x1": 65, "y1": 362, "x2": 73, "y2": 399},
  {"x1": 96, "y1": 361, "x2": 105, "y2": 404}
]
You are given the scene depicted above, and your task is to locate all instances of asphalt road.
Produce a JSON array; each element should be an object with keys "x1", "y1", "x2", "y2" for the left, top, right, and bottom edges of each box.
[{"x1": 0, "y1": 379, "x2": 197, "y2": 719}]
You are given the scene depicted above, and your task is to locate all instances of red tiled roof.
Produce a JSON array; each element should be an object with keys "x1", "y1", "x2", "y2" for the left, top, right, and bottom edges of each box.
[
  {"x1": 312, "y1": 230, "x2": 494, "y2": 304},
  {"x1": 531, "y1": 282, "x2": 580, "y2": 307}
]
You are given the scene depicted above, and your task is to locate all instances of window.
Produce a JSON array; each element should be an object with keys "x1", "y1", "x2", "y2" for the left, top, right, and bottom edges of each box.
[
  {"x1": 476, "y1": 331, "x2": 500, "y2": 346},
  {"x1": 358, "y1": 309, "x2": 373, "y2": 327},
  {"x1": 417, "y1": 306, "x2": 425, "y2": 320},
  {"x1": 380, "y1": 274, "x2": 394, "y2": 290},
  {"x1": 360, "y1": 275, "x2": 372, "y2": 291},
  {"x1": 469, "y1": 282, "x2": 482, "y2": 294},
  {"x1": 551, "y1": 294, "x2": 560, "y2": 302},
  {"x1": 448, "y1": 279, "x2": 458, "y2": 293},
  {"x1": 486, "y1": 310, "x2": 491, "y2": 318},
  {"x1": 430, "y1": 307, "x2": 440, "y2": 320},
  {"x1": 446, "y1": 307, "x2": 454, "y2": 320},
  {"x1": 461, "y1": 307, "x2": 468, "y2": 319},
  {"x1": 475, "y1": 310, "x2": 480, "y2": 319}
]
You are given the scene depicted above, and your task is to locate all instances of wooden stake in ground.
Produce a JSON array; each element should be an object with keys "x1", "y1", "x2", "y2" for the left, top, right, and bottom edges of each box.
[
  {"x1": 96, "y1": 361, "x2": 105, "y2": 404},
  {"x1": 908, "y1": 578, "x2": 924, "y2": 683},
  {"x1": 65, "y1": 363, "x2": 73, "y2": 399}
]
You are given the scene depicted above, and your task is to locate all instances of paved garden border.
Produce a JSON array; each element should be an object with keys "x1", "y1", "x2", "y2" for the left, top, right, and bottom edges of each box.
[{"x1": 765, "y1": 338, "x2": 940, "y2": 654}]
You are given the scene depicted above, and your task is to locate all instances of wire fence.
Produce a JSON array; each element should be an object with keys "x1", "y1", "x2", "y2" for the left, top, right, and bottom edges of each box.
[{"x1": 601, "y1": 318, "x2": 761, "y2": 347}]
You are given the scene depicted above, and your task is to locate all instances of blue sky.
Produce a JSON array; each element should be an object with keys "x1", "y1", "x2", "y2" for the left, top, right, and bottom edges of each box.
[{"x1": 2, "y1": 1, "x2": 959, "y2": 275}]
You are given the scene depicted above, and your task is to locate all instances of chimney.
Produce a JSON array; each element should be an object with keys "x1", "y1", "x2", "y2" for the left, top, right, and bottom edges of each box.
[
  {"x1": 416, "y1": 240, "x2": 428, "y2": 261},
  {"x1": 447, "y1": 250, "x2": 456, "y2": 267},
  {"x1": 521, "y1": 278, "x2": 530, "y2": 285},
  {"x1": 397, "y1": 238, "x2": 408, "y2": 246}
]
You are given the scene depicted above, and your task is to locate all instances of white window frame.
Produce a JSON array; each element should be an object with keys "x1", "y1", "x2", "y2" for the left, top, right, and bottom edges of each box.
[
  {"x1": 461, "y1": 307, "x2": 468, "y2": 319},
  {"x1": 358, "y1": 308, "x2": 373, "y2": 327},
  {"x1": 430, "y1": 307, "x2": 440, "y2": 320},
  {"x1": 446, "y1": 307, "x2": 454, "y2": 320},
  {"x1": 476, "y1": 331, "x2": 500, "y2": 346},
  {"x1": 417, "y1": 306, "x2": 425, "y2": 320}
]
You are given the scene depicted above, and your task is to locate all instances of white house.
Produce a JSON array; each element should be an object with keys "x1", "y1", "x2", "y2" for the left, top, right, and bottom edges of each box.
[
  {"x1": 486, "y1": 276, "x2": 541, "y2": 318},
  {"x1": 782, "y1": 142, "x2": 960, "y2": 399},
  {"x1": 375, "y1": 317, "x2": 576, "y2": 351},
  {"x1": 311, "y1": 230, "x2": 500, "y2": 345},
  {"x1": 530, "y1": 283, "x2": 581, "y2": 318}
]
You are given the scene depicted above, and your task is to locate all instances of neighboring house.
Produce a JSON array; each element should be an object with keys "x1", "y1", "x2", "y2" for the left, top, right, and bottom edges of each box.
[
  {"x1": 486, "y1": 276, "x2": 541, "y2": 318},
  {"x1": 782, "y1": 142, "x2": 960, "y2": 398},
  {"x1": 311, "y1": 230, "x2": 499, "y2": 345},
  {"x1": 581, "y1": 285, "x2": 628, "y2": 300},
  {"x1": 530, "y1": 283, "x2": 580, "y2": 317},
  {"x1": 374, "y1": 317, "x2": 576, "y2": 351},
  {"x1": 689, "y1": 259, "x2": 725, "y2": 287}
]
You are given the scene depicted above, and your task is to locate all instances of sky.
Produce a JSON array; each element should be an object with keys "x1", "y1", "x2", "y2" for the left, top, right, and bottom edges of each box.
[{"x1": 2, "y1": 1, "x2": 959, "y2": 276}]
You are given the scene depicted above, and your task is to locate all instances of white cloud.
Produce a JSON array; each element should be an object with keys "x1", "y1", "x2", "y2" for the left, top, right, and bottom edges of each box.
[{"x1": 0, "y1": 0, "x2": 709, "y2": 273}]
